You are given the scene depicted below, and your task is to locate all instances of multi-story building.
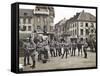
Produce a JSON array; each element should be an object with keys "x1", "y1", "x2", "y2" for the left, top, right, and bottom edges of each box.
[
  {"x1": 55, "y1": 18, "x2": 66, "y2": 36},
  {"x1": 19, "y1": 5, "x2": 55, "y2": 39},
  {"x1": 54, "y1": 18, "x2": 66, "y2": 41},
  {"x1": 64, "y1": 10, "x2": 96, "y2": 41}
]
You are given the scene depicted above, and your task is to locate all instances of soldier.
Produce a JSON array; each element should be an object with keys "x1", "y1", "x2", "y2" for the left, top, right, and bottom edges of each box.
[
  {"x1": 23, "y1": 39, "x2": 31, "y2": 66},
  {"x1": 43, "y1": 38, "x2": 49, "y2": 60},
  {"x1": 71, "y1": 41, "x2": 77, "y2": 56},
  {"x1": 37, "y1": 40, "x2": 43, "y2": 61},
  {"x1": 67, "y1": 42, "x2": 72, "y2": 54},
  {"x1": 77, "y1": 40, "x2": 83, "y2": 56},
  {"x1": 83, "y1": 40, "x2": 88, "y2": 58},
  {"x1": 62, "y1": 42, "x2": 68, "y2": 59},
  {"x1": 55, "y1": 41, "x2": 62, "y2": 57},
  {"x1": 37, "y1": 39, "x2": 49, "y2": 63},
  {"x1": 50, "y1": 40, "x2": 56, "y2": 57},
  {"x1": 29, "y1": 41, "x2": 36, "y2": 69}
]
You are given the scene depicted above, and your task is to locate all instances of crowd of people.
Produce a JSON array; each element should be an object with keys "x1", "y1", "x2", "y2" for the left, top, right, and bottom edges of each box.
[{"x1": 22, "y1": 31, "x2": 89, "y2": 69}]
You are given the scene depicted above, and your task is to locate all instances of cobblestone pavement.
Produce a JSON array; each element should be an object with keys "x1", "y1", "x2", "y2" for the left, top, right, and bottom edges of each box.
[{"x1": 19, "y1": 50, "x2": 96, "y2": 71}]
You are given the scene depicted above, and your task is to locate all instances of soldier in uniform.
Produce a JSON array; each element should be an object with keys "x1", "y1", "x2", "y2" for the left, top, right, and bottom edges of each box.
[
  {"x1": 55, "y1": 41, "x2": 62, "y2": 57},
  {"x1": 50, "y1": 40, "x2": 56, "y2": 57},
  {"x1": 43, "y1": 38, "x2": 49, "y2": 60},
  {"x1": 23, "y1": 39, "x2": 31, "y2": 66},
  {"x1": 61, "y1": 42, "x2": 68, "y2": 59},
  {"x1": 71, "y1": 41, "x2": 77, "y2": 56},
  {"x1": 67, "y1": 42, "x2": 72, "y2": 54},
  {"x1": 77, "y1": 40, "x2": 83, "y2": 56},
  {"x1": 83, "y1": 40, "x2": 88, "y2": 58},
  {"x1": 29, "y1": 41, "x2": 36, "y2": 69},
  {"x1": 37, "y1": 40, "x2": 43, "y2": 61},
  {"x1": 37, "y1": 39, "x2": 48, "y2": 63}
]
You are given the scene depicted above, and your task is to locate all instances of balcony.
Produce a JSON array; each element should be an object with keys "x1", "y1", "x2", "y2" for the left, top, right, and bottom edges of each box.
[{"x1": 34, "y1": 10, "x2": 49, "y2": 15}]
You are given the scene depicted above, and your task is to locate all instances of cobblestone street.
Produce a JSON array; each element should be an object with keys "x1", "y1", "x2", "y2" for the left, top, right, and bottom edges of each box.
[{"x1": 19, "y1": 50, "x2": 96, "y2": 71}]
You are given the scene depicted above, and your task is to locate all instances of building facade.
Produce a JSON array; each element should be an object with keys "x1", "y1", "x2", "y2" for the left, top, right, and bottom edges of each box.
[
  {"x1": 19, "y1": 5, "x2": 55, "y2": 39},
  {"x1": 55, "y1": 18, "x2": 66, "y2": 36},
  {"x1": 64, "y1": 10, "x2": 96, "y2": 41}
]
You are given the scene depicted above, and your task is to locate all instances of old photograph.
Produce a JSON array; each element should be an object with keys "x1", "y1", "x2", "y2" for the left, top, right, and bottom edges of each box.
[{"x1": 18, "y1": 4, "x2": 96, "y2": 71}]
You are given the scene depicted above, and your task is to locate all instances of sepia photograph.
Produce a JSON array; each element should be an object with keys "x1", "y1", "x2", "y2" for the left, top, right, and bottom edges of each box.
[{"x1": 18, "y1": 4, "x2": 97, "y2": 72}]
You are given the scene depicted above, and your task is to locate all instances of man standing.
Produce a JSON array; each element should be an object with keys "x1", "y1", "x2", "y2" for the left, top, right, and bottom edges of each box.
[
  {"x1": 55, "y1": 41, "x2": 62, "y2": 57},
  {"x1": 77, "y1": 40, "x2": 83, "y2": 56},
  {"x1": 83, "y1": 40, "x2": 88, "y2": 58},
  {"x1": 29, "y1": 41, "x2": 36, "y2": 69},
  {"x1": 23, "y1": 39, "x2": 31, "y2": 66},
  {"x1": 71, "y1": 41, "x2": 77, "y2": 56},
  {"x1": 43, "y1": 38, "x2": 49, "y2": 60},
  {"x1": 37, "y1": 40, "x2": 43, "y2": 61},
  {"x1": 50, "y1": 40, "x2": 56, "y2": 57},
  {"x1": 62, "y1": 42, "x2": 68, "y2": 59}
]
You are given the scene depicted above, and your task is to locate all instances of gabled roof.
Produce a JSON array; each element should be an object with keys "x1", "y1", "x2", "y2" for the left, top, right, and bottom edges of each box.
[
  {"x1": 77, "y1": 10, "x2": 96, "y2": 21},
  {"x1": 19, "y1": 9, "x2": 33, "y2": 17},
  {"x1": 55, "y1": 18, "x2": 66, "y2": 26},
  {"x1": 67, "y1": 10, "x2": 96, "y2": 22},
  {"x1": 67, "y1": 13, "x2": 80, "y2": 22}
]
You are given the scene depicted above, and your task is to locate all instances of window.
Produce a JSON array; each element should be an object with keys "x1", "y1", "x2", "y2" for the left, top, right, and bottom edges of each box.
[
  {"x1": 43, "y1": 25, "x2": 47, "y2": 33},
  {"x1": 73, "y1": 30, "x2": 74, "y2": 35},
  {"x1": 70, "y1": 31, "x2": 71, "y2": 35},
  {"x1": 75, "y1": 23, "x2": 76, "y2": 27},
  {"x1": 44, "y1": 18, "x2": 47, "y2": 23},
  {"x1": 28, "y1": 18, "x2": 31, "y2": 24},
  {"x1": 75, "y1": 29, "x2": 77, "y2": 35},
  {"x1": 86, "y1": 29, "x2": 89, "y2": 35},
  {"x1": 28, "y1": 26, "x2": 31, "y2": 31},
  {"x1": 21, "y1": 25, "x2": 26, "y2": 31},
  {"x1": 80, "y1": 22, "x2": 83, "y2": 27},
  {"x1": 85, "y1": 23, "x2": 88, "y2": 27},
  {"x1": 19, "y1": 19, "x2": 21, "y2": 24},
  {"x1": 24, "y1": 13, "x2": 27, "y2": 16},
  {"x1": 37, "y1": 26, "x2": 41, "y2": 30},
  {"x1": 73, "y1": 24, "x2": 74, "y2": 28},
  {"x1": 23, "y1": 18, "x2": 26, "y2": 24},
  {"x1": 91, "y1": 29, "x2": 94, "y2": 33},
  {"x1": 80, "y1": 29, "x2": 83, "y2": 35},
  {"x1": 70, "y1": 24, "x2": 72, "y2": 28},
  {"x1": 37, "y1": 8, "x2": 40, "y2": 11},
  {"x1": 37, "y1": 17, "x2": 40, "y2": 22}
]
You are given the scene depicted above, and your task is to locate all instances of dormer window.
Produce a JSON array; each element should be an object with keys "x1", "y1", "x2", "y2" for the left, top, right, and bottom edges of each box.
[{"x1": 24, "y1": 12, "x2": 27, "y2": 16}]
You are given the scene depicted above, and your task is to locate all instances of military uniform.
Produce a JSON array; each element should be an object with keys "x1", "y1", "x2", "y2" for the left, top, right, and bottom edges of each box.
[
  {"x1": 50, "y1": 41, "x2": 56, "y2": 57},
  {"x1": 42, "y1": 40, "x2": 49, "y2": 60},
  {"x1": 37, "y1": 42, "x2": 44, "y2": 61},
  {"x1": 55, "y1": 42, "x2": 60, "y2": 56},
  {"x1": 67, "y1": 43, "x2": 71, "y2": 54},
  {"x1": 55, "y1": 42, "x2": 62, "y2": 57},
  {"x1": 77, "y1": 41, "x2": 83, "y2": 56},
  {"x1": 62, "y1": 43, "x2": 68, "y2": 59},
  {"x1": 23, "y1": 42, "x2": 31, "y2": 66},
  {"x1": 71, "y1": 42, "x2": 76, "y2": 56},
  {"x1": 83, "y1": 42, "x2": 88, "y2": 58},
  {"x1": 29, "y1": 42, "x2": 36, "y2": 69}
]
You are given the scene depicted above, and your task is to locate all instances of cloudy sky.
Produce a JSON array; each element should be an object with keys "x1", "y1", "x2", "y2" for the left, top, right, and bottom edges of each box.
[{"x1": 19, "y1": 5, "x2": 96, "y2": 25}]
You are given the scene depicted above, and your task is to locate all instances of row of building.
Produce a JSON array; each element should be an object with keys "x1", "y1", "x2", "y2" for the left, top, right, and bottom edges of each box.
[
  {"x1": 55, "y1": 10, "x2": 96, "y2": 42},
  {"x1": 19, "y1": 5, "x2": 96, "y2": 42}
]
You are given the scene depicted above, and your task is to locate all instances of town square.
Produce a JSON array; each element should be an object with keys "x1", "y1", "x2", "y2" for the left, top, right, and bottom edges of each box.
[{"x1": 19, "y1": 5, "x2": 96, "y2": 71}]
